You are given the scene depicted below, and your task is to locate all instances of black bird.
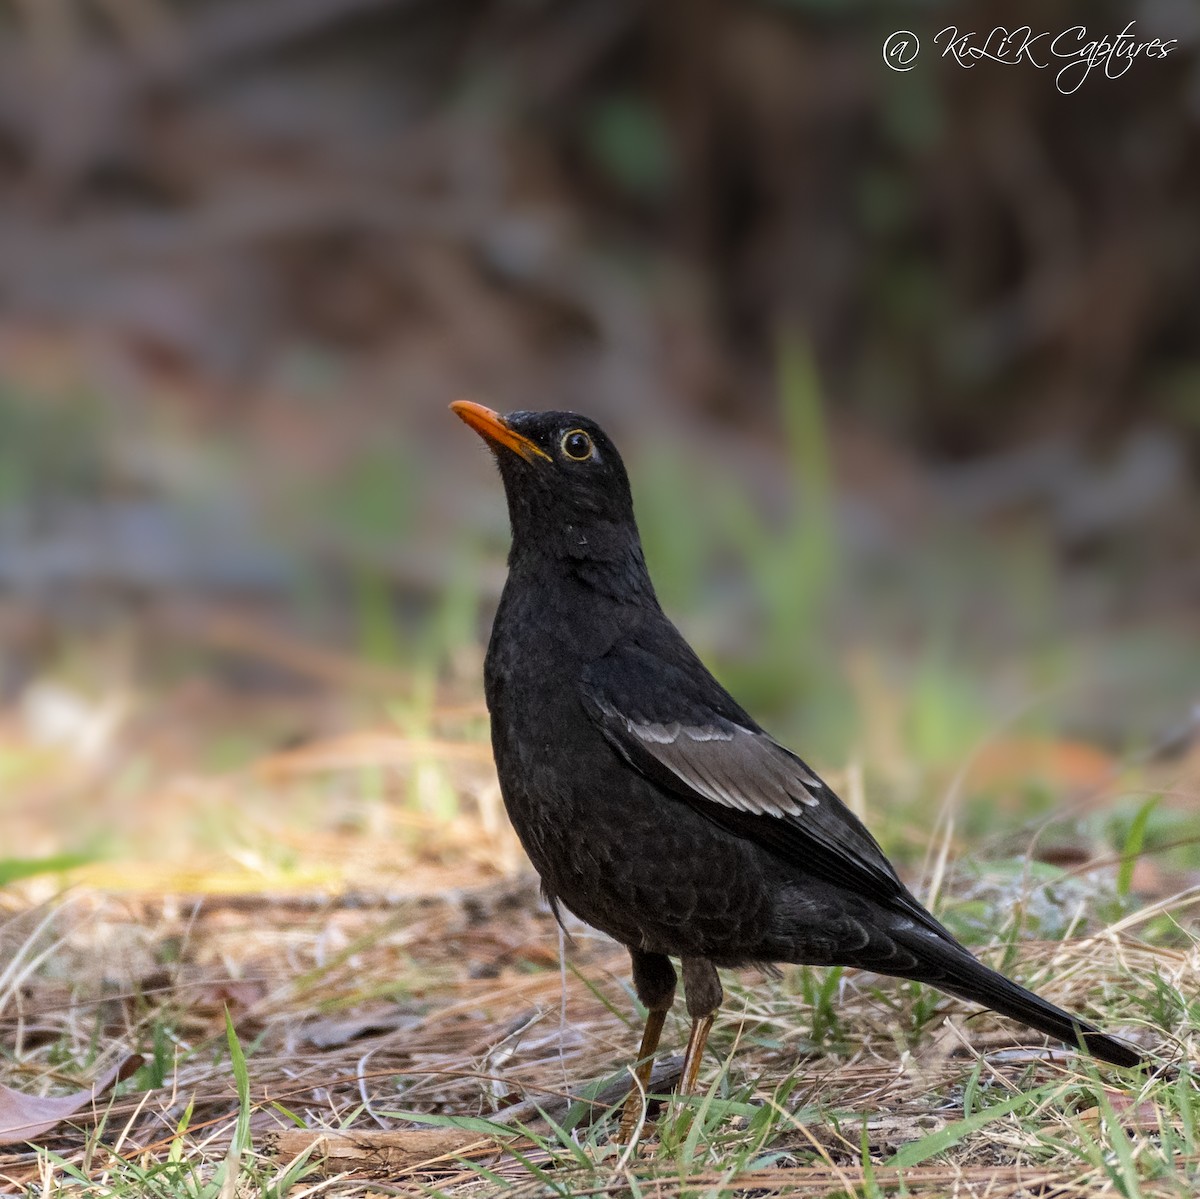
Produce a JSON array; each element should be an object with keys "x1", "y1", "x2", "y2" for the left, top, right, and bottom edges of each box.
[{"x1": 451, "y1": 401, "x2": 1143, "y2": 1137}]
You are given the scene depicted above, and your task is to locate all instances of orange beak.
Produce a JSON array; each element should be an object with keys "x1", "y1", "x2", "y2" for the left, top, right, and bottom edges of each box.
[{"x1": 450, "y1": 400, "x2": 550, "y2": 463}]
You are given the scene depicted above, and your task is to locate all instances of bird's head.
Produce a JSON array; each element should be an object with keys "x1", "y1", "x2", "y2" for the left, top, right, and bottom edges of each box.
[{"x1": 451, "y1": 401, "x2": 643, "y2": 570}]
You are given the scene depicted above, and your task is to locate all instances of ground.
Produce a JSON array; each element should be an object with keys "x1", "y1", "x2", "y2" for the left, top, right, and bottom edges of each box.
[{"x1": 0, "y1": 616, "x2": 1196, "y2": 1198}]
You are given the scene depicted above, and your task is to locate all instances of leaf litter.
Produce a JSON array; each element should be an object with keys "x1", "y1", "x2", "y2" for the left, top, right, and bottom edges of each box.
[
  {"x1": 0, "y1": 629, "x2": 1196, "y2": 1195},
  {"x1": 1, "y1": 850, "x2": 1196, "y2": 1195}
]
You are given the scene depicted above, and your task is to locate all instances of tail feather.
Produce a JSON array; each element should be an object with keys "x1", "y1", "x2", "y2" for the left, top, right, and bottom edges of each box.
[
  {"x1": 891, "y1": 915, "x2": 1144, "y2": 1069},
  {"x1": 937, "y1": 957, "x2": 1143, "y2": 1068}
]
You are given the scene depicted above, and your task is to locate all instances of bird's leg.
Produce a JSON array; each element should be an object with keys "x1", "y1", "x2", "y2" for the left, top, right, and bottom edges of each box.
[
  {"x1": 617, "y1": 950, "x2": 676, "y2": 1142},
  {"x1": 679, "y1": 957, "x2": 723, "y2": 1097}
]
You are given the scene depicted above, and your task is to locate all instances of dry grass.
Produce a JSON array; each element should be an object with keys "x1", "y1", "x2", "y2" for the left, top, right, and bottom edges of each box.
[
  {"x1": 0, "y1": 621, "x2": 1198, "y2": 1197},
  {"x1": 2, "y1": 875, "x2": 1196, "y2": 1197},
  {"x1": 2, "y1": 831, "x2": 1197, "y2": 1197}
]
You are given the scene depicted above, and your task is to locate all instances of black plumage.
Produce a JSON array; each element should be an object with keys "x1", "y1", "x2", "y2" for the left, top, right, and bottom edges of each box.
[{"x1": 451, "y1": 401, "x2": 1143, "y2": 1136}]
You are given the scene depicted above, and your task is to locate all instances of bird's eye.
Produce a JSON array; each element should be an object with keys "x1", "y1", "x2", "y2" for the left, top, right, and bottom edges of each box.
[{"x1": 560, "y1": 429, "x2": 594, "y2": 461}]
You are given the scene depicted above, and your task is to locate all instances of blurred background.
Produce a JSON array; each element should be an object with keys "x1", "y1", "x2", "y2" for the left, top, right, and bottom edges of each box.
[{"x1": 1, "y1": 0, "x2": 1198, "y2": 911}]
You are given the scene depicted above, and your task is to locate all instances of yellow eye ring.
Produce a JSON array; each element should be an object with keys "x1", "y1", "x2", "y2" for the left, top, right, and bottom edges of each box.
[{"x1": 561, "y1": 429, "x2": 594, "y2": 461}]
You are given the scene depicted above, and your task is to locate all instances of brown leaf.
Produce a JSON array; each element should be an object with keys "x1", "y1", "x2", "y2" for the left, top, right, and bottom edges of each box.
[
  {"x1": 968, "y1": 738, "x2": 1116, "y2": 796},
  {"x1": 1077, "y1": 1089, "x2": 1163, "y2": 1131},
  {"x1": 0, "y1": 1055, "x2": 143, "y2": 1146},
  {"x1": 265, "y1": 1127, "x2": 524, "y2": 1179},
  {"x1": 193, "y1": 978, "x2": 268, "y2": 1015}
]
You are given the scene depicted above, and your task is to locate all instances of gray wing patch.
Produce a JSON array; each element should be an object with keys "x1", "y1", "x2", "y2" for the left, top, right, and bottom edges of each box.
[{"x1": 609, "y1": 707, "x2": 822, "y2": 818}]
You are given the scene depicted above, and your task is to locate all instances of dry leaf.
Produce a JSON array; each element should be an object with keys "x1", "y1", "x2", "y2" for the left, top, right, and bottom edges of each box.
[
  {"x1": 301, "y1": 1011, "x2": 422, "y2": 1048},
  {"x1": 968, "y1": 738, "x2": 1115, "y2": 796},
  {"x1": 266, "y1": 1128, "x2": 521, "y2": 1178},
  {"x1": 1077, "y1": 1089, "x2": 1164, "y2": 1131},
  {"x1": 0, "y1": 1055, "x2": 143, "y2": 1146}
]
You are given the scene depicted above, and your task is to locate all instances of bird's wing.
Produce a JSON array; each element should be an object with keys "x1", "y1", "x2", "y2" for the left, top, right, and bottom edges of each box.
[{"x1": 580, "y1": 631, "x2": 913, "y2": 910}]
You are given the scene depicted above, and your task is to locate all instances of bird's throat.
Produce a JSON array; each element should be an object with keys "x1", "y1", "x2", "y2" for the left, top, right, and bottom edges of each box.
[{"x1": 510, "y1": 526, "x2": 659, "y2": 610}]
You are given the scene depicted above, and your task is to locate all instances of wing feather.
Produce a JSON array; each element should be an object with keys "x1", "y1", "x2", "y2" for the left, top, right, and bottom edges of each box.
[
  {"x1": 588, "y1": 695, "x2": 820, "y2": 818},
  {"x1": 580, "y1": 631, "x2": 920, "y2": 911}
]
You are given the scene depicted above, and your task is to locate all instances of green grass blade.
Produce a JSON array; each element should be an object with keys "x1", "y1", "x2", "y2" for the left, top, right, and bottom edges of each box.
[
  {"x1": 0, "y1": 853, "x2": 97, "y2": 886},
  {"x1": 887, "y1": 1083, "x2": 1058, "y2": 1168},
  {"x1": 1118, "y1": 795, "x2": 1160, "y2": 897},
  {"x1": 225, "y1": 1008, "x2": 252, "y2": 1155}
]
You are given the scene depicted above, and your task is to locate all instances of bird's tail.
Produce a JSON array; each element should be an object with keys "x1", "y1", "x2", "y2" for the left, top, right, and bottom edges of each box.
[
  {"x1": 893, "y1": 919, "x2": 1144, "y2": 1069},
  {"x1": 938, "y1": 956, "x2": 1143, "y2": 1068}
]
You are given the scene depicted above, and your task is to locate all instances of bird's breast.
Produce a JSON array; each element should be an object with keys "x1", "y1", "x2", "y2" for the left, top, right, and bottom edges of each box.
[{"x1": 481, "y1": 576, "x2": 780, "y2": 959}]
